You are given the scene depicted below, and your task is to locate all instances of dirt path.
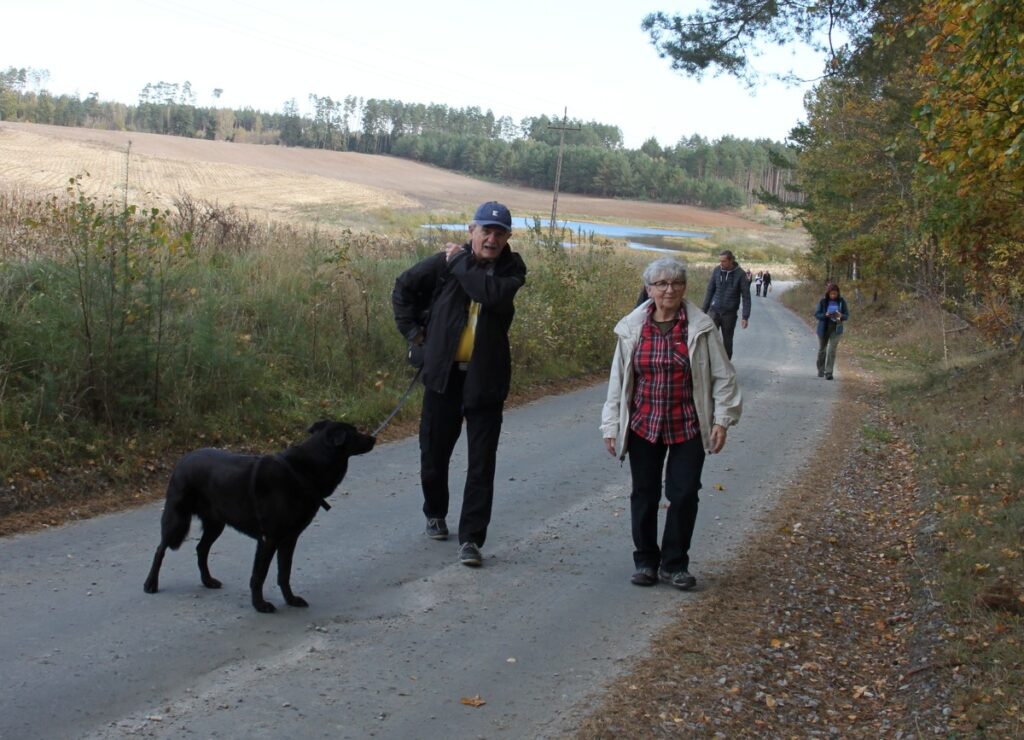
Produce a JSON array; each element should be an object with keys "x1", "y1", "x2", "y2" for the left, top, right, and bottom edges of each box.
[{"x1": 0, "y1": 121, "x2": 764, "y2": 229}]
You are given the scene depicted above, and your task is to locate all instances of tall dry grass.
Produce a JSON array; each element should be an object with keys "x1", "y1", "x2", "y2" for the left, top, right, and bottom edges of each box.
[{"x1": 0, "y1": 184, "x2": 650, "y2": 485}]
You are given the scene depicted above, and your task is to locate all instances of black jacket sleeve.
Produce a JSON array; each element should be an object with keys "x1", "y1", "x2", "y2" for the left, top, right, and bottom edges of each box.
[
  {"x1": 392, "y1": 252, "x2": 446, "y2": 342},
  {"x1": 702, "y1": 268, "x2": 717, "y2": 313},
  {"x1": 740, "y1": 270, "x2": 752, "y2": 321},
  {"x1": 447, "y1": 246, "x2": 526, "y2": 316}
]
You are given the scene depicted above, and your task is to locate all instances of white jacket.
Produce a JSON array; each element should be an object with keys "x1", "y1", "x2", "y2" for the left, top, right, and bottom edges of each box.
[{"x1": 600, "y1": 299, "x2": 742, "y2": 460}]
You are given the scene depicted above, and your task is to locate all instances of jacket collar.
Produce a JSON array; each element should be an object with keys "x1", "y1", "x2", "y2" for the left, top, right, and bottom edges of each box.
[{"x1": 616, "y1": 299, "x2": 715, "y2": 338}]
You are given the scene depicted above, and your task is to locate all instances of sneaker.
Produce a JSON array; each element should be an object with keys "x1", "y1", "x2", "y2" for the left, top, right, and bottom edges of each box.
[
  {"x1": 658, "y1": 568, "x2": 697, "y2": 590},
  {"x1": 458, "y1": 541, "x2": 482, "y2": 567},
  {"x1": 425, "y1": 517, "x2": 448, "y2": 540},
  {"x1": 825, "y1": 373, "x2": 834, "y2": 380},
  {"x1": 630, "y1": 566, "x2": 658, "y2": 587}
]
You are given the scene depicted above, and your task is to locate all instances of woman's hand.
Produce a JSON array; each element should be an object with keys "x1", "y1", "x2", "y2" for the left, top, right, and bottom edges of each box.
[
  {"x1": 604, "y1": 437, "x2": 617, "y2": 457},
  {"x1": 709, "y1": 424, "x2": 728, "y2": 454}
]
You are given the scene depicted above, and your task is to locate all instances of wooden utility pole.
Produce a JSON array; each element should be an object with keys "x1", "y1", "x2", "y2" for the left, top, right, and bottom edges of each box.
[
  {"x1": 548, "y1": 107, "x2": 580, "y2": 234},
  {"x1": 123, "y1": 140, "x2": 132, "y2": 211}
]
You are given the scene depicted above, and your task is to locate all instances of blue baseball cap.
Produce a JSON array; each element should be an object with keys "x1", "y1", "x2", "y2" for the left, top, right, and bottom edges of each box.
[{"x1": 472, "y1": 201, "x2": 512, "y2": 232}]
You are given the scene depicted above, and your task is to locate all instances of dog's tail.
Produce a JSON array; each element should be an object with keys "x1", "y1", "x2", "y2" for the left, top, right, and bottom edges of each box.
[
  {"x1": 161, "y1": 479, "x2": 193, "y2": 550},
  {"x1": 248, "y1": 456, "x2": 268, "y2": 539}
]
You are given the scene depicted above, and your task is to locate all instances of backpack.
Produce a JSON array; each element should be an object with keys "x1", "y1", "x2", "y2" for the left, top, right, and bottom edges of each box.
[{"x1": 405, "y1": 263, "x2": 449, "y2": 369}]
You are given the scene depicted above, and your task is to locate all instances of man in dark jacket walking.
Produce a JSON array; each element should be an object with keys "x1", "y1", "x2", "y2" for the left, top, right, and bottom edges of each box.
[
  {"x1": 701, "y1": 250, "x2": 751, "y2": 360},
  {"x1": 392, "y1": 201, "x2": 527, "y2": 567}
]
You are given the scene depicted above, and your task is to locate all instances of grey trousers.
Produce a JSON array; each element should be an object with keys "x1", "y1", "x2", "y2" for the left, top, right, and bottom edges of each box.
[{"x1": 817, "y1": 332, "x2": 842, "y2": 375}]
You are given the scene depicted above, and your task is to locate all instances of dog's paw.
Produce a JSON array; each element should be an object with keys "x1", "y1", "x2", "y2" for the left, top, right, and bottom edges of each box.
[
  {"x1": 253, "y1": 600, "x2": 276, "y2": 613},
  {"x1": 201, "y1": 576, "x2": 223, "y2": 589},
  {"x1": 285, "y1": 595, "x2": 309, "y2": 608}
]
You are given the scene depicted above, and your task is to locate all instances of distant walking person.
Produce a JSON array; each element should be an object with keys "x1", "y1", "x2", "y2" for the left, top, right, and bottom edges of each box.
[
  {"x1": 701, "y1": 250, "x2": 751, "y2": 360},
  {"x1": 815, "y1": 283, "x2": 849, "y2": 380},
  {"x1": 392, "y1": 201, "x2": 527, "y2": 567},
  {"x1": 754, "y1": 270, "x2": 763, "y2": 297},
  {"x1": 761, "y1": 270, "x2": 772, "y2": 296}
]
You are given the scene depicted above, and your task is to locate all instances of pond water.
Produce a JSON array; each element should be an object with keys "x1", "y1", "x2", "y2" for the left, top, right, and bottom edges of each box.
[{"x1": 422, "y1": 217, "x2": 710, "y2": 253}]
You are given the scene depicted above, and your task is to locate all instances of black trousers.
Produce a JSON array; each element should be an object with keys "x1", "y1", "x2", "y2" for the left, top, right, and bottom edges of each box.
[
  {"x1": 627, "y1": 432, "x2": 705, "y2": 573},
  {"x1": 419, "y1": 365, "x2": 503, "y2": 547},
  {"x1": 709, "y1": 309, "x2": 738, "y2": 359}
]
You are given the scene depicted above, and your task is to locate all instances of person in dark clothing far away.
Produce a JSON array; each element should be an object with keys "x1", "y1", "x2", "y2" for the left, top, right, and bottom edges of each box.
[
  {"x1": 815, "y1": 282, "x2": 849, "y2": 380},
  {"x1": 761, "y1": 270, "x2": 772, "y2": 296},
  {"x1": 700, "y1": 250, "x2": 751, "y2": 360},
  {"x1": 391, "y1": 201, "x2": 527, "y2": 567}
]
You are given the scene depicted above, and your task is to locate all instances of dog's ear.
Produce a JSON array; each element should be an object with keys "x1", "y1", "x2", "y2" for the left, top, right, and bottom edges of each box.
[
  {"x1": 325, "y1": 424, "x2": 349, "y2": 448},
  {"x1": 307, "y1": 419, "x2": 330, "y2": 435}
]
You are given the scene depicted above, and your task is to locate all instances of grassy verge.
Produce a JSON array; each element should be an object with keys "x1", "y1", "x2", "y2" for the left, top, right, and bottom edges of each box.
[
  {"x1": 0, "y1": 185, "x2": 670, "y2": 518},
  {"x1": 783, "y1": 282, "x2": 1024, "y2": 734}
]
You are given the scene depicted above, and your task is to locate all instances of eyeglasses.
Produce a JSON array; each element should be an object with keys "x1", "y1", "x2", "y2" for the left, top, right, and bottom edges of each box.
[{"x1": 649, "y1": 280, "x2": 686, "y2": 292}]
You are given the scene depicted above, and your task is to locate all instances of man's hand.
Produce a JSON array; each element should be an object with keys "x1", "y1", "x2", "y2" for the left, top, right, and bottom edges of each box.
[
  {"x1": 741, "y1": 318, "x2": 748, "y2": 329},
  {"x1": 604, "y1": 437, "x2": 616, "y2": 457},
  {"x1": 708, "y1": 424, "x2": 728, "y2": 454}
]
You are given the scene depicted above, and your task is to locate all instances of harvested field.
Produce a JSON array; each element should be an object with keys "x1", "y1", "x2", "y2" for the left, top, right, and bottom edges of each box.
[{"x1": 0, "y1": 121, "x2": 766, "y2": 232}]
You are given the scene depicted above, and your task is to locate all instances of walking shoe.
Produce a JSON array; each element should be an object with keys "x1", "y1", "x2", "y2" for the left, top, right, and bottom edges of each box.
[
  {"x1": 817, "y1": 369, "x2": 825, "y2": 378},
  {"x1": 425, "y1": 517, "x2": 448, "y2": 540},
  {"x1": 658, "y1": 568, "x2": 697, "y2": 590},
  {"x1": 458, "y1": 541, "x2": 482, "y2": 567},
  {"x1": 630, "y1": 566, "x2": 658, "y2": 587},
  {"x1": 825, "y1": 373, "x2": 834, "y2": 380}
]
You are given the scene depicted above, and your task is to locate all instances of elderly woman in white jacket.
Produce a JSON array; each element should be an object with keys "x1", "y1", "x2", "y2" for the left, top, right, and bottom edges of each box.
[{"x1": 601, "y1": 257, "x2": 741, "y2": 589}]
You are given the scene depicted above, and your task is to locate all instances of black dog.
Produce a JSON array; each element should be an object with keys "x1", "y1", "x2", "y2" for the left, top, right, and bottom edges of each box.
[{"x1": 143, "y1": 420, "x2": 375, "y2": 613}]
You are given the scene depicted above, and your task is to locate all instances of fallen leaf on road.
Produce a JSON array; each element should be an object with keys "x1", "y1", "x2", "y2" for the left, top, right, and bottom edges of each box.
[{"x1": 460, "y1": 695, "x2": 486, "y2": 707}]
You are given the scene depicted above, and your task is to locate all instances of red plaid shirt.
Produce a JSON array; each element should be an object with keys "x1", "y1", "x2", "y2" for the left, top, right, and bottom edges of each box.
[{"x1": 629, "y1": 305, "x2": 700, "y2": 444}]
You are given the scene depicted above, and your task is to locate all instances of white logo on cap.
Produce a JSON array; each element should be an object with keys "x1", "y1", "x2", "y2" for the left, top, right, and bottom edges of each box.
[{"x1": 492, "y1": 210, "x2": 499, "y2": 217}]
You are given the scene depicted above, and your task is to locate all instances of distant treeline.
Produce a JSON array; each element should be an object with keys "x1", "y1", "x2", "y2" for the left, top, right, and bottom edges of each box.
[{"x1": 0, "y1": 69, "x2": 800, "y2": 210}]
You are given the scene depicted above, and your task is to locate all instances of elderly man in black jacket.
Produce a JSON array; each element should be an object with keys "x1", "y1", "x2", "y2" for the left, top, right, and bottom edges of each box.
[
  {"x1": 701, "y1": 250, "x2": 751, "y2": 360},
  {"x1": 392, "y1": 202, "x2": 527, "y2": 567}
]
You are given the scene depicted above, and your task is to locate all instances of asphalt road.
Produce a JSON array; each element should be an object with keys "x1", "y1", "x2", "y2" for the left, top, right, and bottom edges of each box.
[{"x1": 0, "y1": 284, "x2": 838, "y2": 739}]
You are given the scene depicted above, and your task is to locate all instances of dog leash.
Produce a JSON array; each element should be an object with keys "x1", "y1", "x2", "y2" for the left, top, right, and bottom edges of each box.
[{"x1": 372, "y1": 367, "x2": 423, "y2": 438}]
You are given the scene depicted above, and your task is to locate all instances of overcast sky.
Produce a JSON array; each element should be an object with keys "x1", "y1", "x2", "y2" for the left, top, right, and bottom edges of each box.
[{"x1": 6, "y1": 0, "x2": 827, "y2": 150}]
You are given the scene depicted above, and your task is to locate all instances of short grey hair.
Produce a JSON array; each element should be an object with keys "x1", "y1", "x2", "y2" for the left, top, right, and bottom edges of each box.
[{"x1": 643, "y1": 257, "x2": 688, "y2": 286}]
